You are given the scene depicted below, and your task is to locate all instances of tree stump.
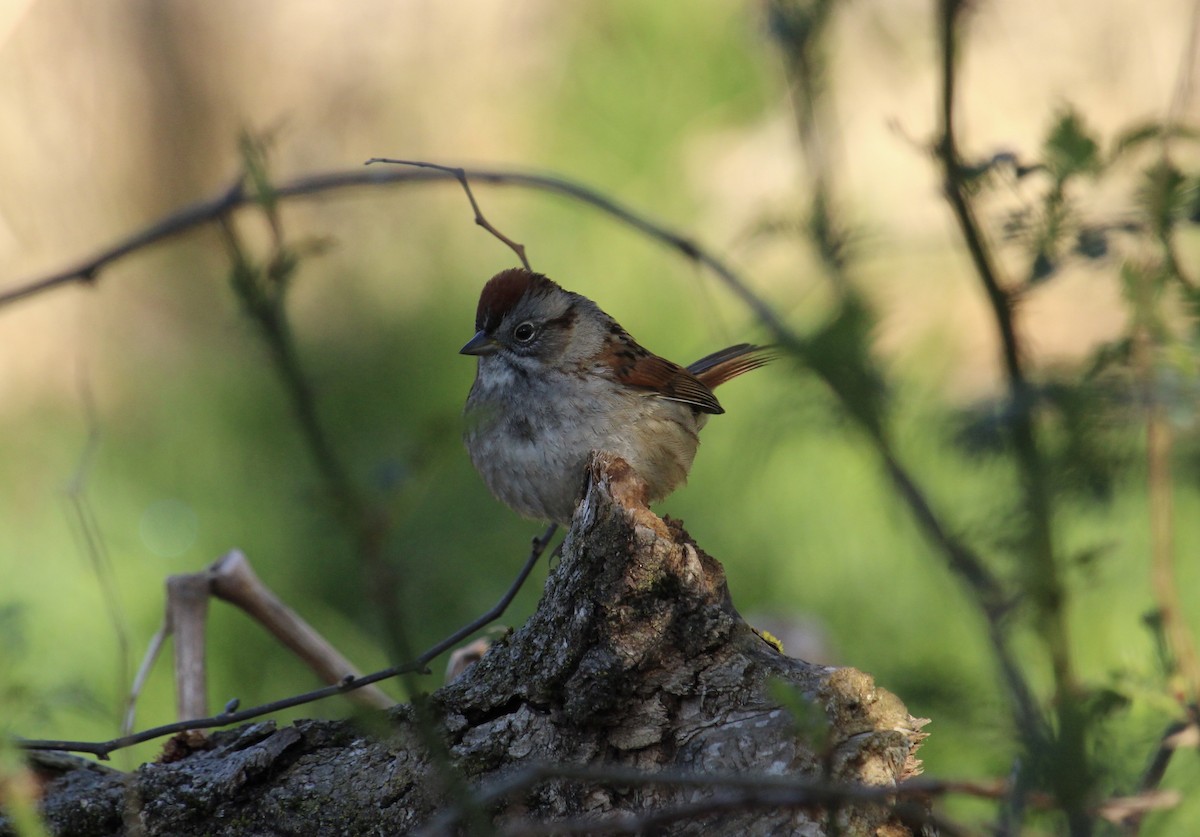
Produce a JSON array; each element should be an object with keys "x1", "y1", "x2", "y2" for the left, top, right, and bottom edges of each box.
[{"x1": 11, "y1": 453, "x2": 929, "y2": 836}]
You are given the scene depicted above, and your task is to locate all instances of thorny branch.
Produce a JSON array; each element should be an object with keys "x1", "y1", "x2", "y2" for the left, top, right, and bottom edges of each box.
[
  {"x1": 937, "y1": 1, "x2": 1069, "y2": 692},
  {"x1": 217, "y1": 149, "x2": 426, "y2": 707},
  {"x1": 768, "y1": 1, "x2": 1038, "y2": 800},
  {"x1": 933, "y1": 4, "x2": 1051, "y2": 748},
  {"x1": 937, "y1": 2, "x2": 1095, "y2": 834}
]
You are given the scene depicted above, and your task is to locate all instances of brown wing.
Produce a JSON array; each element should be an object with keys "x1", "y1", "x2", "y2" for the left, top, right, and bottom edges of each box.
[{"x1": 618, "y1": 353, "x2": 725, "y2": 414}]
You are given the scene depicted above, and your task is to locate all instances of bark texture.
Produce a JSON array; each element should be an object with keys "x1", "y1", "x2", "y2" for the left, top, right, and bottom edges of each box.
[{"x1": 9, "y1": 453, "x2": 929, "y2": 836}]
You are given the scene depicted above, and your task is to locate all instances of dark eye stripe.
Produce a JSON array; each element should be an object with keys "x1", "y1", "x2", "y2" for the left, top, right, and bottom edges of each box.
[{"x1": 544, "y1": 305, "x2": 578, "y2": 330}]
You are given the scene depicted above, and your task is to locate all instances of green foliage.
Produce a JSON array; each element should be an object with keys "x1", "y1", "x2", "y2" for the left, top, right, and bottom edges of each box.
[
  {"x1": 944, "y1": 95, "x2": 1200, "y2": 830},
  {"x1": 1042, "y1": 108, "x2": 1102, "y2": 183},
  {"x1": 2, "y1": 3, "x2": 1199, "y2": 834}
]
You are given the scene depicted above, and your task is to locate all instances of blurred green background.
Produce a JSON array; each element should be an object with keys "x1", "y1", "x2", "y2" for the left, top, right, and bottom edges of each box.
[{"x1": 1, "y1": 0, "x2": 1198, "y2": 831}]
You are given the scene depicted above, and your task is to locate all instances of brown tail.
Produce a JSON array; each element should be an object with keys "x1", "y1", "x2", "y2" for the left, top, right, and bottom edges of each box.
[{"x1": 688, "y1": 344, "x2": 774, "y2": 389}]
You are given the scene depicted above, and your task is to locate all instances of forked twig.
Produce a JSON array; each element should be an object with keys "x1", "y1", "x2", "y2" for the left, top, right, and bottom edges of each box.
[
  {"x1": 1122, "y1": 710, "x2": 1200, "y2": 833},
  {"x1": 366, "y1": 158, "x2": 530, "y2": 270},
  {"x1": 17, "y1": 525, "x2": 557, "y2": 759},
  {"x1": 122, "y1": 549, "x2": 393, "y2": 739}
]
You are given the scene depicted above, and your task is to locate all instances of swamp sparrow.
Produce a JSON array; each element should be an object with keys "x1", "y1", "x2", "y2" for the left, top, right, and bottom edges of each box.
[{"x1": 461, "y1": 268, "x2": 771, "y2": 525}]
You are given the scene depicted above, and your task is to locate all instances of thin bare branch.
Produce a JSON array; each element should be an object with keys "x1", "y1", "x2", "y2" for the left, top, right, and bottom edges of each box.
[
  {"x1": 208, "y1": 550, "x2": 392, "y2": 710},
  {"x1": 1125, "y1": 711, "x2": 1200, "y2": 834},
  {"x1": 166, "y1": 573, "x2": 211, "y2": 721},
  {"x1": 366, "y1": 158, "x2": 531, "y2": 270},
  {"x1": 15, "y1": 523, "x2": 556, "y2": 759},
  {"x1": 420, "y1": 763, "x2": 1036, "y2": 837},
  {"x1": 123, "y1": 621, "x2": 170, "y2": 736},
  {"x1": 0, "y1": 165, "x2": 791, "y2": 342},
  {"x1": 937, "y1": 2, "x2": 1086, "y2": 832},
  {"x1": 61, "y1": 374, "x2": 133, "y2": 739}
]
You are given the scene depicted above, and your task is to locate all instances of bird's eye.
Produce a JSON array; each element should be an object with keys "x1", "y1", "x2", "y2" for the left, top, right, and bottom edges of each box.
[{"x1": 513, "y1": 322, "x2": 537, "y2": 343}]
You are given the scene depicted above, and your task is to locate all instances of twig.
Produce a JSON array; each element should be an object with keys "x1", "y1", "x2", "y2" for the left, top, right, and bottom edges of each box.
[
  {"x1": 772, "y1": 5, "x2": 1034, "y2": 754},
  {"x1": 936, "y1": 3, "x2": 1065, "y2": 667},
  {"x1": 121, "y1": 549, "x2": 395, "y2": 725},
  {"x1": 937, "y1": 2, "x2": 1085, "y2": 832},
  {"x1": 420, "y1": 763, "x2": 1035, "y2": 837},
  {"x1": 123, "y1": 621, "x2": 169, "y2": 736},
  {"x1": 218, "y1": 151, "x2": 414, "y2": 670},
  {"x1": 499, "y1": 791, "x2": 967, "y2": 837},
  {"x1": 61, "y1": 374, "x2": 133, "y2": 743},
  {"x1": 15, "y1": 524, "x2": 556, "y2": 759},
  {"x1": 775, "y1": 0, "x2": 1043, "y2": 776},
  {"x1": 768, "y1": 0, "x2": 849, "y2": 286},
  {"x1": 1142, "y1": 0, "x2": 1200, "y2": 704},
  {"x1": 0, "y1": 165, "x2": 791, "y2": 341},
  {"x1": 218, "y1": 214, "x2": 360, "y2": 510},
  {"x1": 207, "y1": 550, "x2": 393, "y2": 710},
  {"x1": 166, "y1": 573, "x2": 211, "y2": 721},
  {"x1": 418, "y1": 523, "x2": 557, "y2": 662},
  {"x1": 0, "y1": 178, "x2": 242, "y2": 307},
  {"x1": 1125, "y1": 711, "x2": 1200, "y2": 834},
  {"x1": 366, "y1": 158, "x2": 530, "y2": 270}
]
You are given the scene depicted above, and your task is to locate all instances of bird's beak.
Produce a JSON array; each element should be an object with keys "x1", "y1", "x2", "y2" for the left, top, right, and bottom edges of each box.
[{"x1": 460, "y1": 330, "x2": 499, "y2": 356}]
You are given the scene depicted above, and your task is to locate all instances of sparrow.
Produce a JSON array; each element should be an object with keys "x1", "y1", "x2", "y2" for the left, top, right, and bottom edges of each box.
[{"x1": 462, "y1": 267, "x2": 771, "y2": 525}]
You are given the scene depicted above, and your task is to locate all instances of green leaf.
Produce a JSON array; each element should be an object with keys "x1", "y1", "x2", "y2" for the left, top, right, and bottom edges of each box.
[
  {"x1": 1043, "y1": 107, "x2": 1101, "y2": 182},
  {"x1": 1136, "y1": 159, "x2": 1189, "y2": 238}
]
